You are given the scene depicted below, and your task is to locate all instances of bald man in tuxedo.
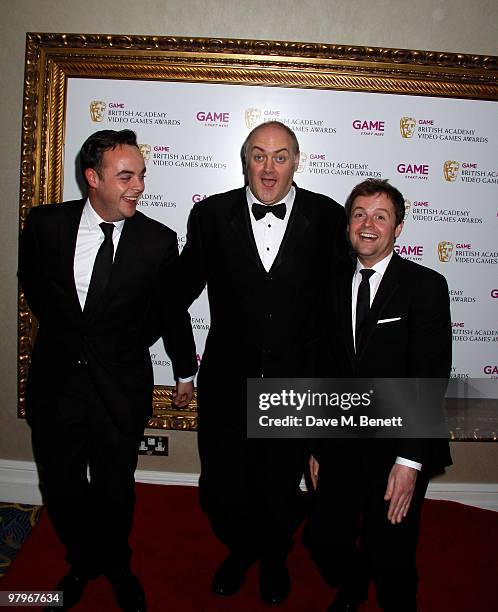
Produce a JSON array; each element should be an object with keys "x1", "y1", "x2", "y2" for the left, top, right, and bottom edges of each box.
[{"x1": 180, "y1": 121, "x2": 349, "y2": 605}]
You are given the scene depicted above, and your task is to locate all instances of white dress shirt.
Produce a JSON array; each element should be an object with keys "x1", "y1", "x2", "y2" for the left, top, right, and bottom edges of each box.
[
  {"x1": 247, "y1": 186, "x2": 295, "y2": 271},
  {"x1": 352, "y1": 252, "x2": 422, "y2": 472}
]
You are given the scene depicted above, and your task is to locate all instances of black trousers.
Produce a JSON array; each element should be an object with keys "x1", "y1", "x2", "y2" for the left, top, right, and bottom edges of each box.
[
  {"x1": 197, "y1": 378, "x2": 308, "y2": 562},
  {"x1": 304, "y1": 450, "x2": 428, "y2": 611},
  {"x1": 30, "y1": 364, "x2": 145, "y2": 575}
]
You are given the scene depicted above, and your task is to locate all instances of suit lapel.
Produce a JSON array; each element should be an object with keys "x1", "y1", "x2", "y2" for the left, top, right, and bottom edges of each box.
[
  {"x1": 59, "y1": 199, "x2": 85, "y2": 318},
  {"x1": 229, "y1": 189, "x2": 266, "y2": 272},
  {"x1": 356, "y1": 253, "x2": 403, "y2": 359},
  {"x1": 84, "y1": 213, "x2": 141, "y2": 321},
  {"x1": 340, "y1": 271, "x2": 356, "y2": 370},
  {"x1": 110, "y1": 214, "x2": 140, "y2": 279},
  {"x1": 270, "y1": 186, "x2": 310, "y2": 273}
]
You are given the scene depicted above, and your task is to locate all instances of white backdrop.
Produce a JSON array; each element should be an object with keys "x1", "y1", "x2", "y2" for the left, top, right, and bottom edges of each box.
[{"x1": 62, "y1": 78, "x2": 498, "y2": 397}]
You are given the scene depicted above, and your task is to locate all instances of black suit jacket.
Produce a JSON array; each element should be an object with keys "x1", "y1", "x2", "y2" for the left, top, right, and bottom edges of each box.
[
  {"x1": 180, "y1": 185, "x2": 348, "y2": 381},
  {"x1": 19, "y1": 199, "x2": 197, "y2": 432},
  {"x1": 321, "y1": 252, "x2": 452, "y2": 475}
]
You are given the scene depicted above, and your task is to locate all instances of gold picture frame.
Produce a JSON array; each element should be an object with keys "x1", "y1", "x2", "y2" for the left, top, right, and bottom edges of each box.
[{"x1": 18, "y1": 33, "x2": 498, "y2": 432}]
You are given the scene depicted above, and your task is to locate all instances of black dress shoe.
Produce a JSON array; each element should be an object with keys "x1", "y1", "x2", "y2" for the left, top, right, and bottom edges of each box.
[
  {"x1": 43, "y1": 569, "x2": 91, "y2": 610},
  {"x1": 107, "y1": 569, "x2": 146, "y2": 612},
  {"x1": 259, "y1": 559, "x2": 290, "y2": 606},
  {"x1": 212, "y1": 554, "x2": 252, "y2": 596},
  {"x1": 327, "y1": 591, "x2": 360, "y2": 612}
]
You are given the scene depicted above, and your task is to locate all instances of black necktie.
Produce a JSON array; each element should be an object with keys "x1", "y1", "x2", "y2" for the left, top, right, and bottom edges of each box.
[
  {"x1": 251, "y1": 202, "x2": 286, "y2": 221},
  {"x1": 84, "y1": 222, "x2": 115, "y2": 313},
  {"x1": 355, "y1": 268, "x2": 375, "y2": 348}
]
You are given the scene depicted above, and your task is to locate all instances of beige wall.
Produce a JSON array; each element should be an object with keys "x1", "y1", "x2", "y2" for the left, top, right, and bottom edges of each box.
[{"x1": 1, "y1": 0, "x2": 497, "y2": 479}]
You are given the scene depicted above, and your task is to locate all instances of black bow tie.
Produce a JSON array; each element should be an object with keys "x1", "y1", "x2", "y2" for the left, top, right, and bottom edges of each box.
[{"x1": 251, "y1": 202, "x2": 287, "y2": 221}]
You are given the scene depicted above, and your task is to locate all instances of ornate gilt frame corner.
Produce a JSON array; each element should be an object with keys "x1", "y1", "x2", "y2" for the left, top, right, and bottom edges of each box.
[
  {"x1": 148, "y1": 387, "x2": 198, "y2": 431},
  {"x1": 17, "y1": 32, "x2": 498, "y2": 429}
]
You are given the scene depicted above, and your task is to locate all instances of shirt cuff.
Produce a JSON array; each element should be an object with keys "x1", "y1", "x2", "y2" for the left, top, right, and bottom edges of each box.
[
  {"x1": 177, "y1": 375, "x2": 195, "y2": 383},
  {"x1": 395, "y1": 456, "x2": 422, "y2": 471}
]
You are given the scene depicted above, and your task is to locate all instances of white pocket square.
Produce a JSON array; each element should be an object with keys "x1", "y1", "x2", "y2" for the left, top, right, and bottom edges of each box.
[{"x1": 377, "y1": 317, "x2": 402, "y2": 324}]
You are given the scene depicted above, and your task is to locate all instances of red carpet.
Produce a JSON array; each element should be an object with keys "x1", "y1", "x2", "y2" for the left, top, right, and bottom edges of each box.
[{"x1": 2, "y1": 483, "x2": 497, "y2": 611}]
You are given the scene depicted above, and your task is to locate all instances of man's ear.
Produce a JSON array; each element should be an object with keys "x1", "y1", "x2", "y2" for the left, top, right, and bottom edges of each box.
[
  {"x1": 394, "y1": 221, "x2": 404, "y2": 239},
  {"x1": 294, "y1": 153, "x2": 300, "y2": 172},
  {"x1": 85, "y1": 167, "x2": 99, "y2": 188}
]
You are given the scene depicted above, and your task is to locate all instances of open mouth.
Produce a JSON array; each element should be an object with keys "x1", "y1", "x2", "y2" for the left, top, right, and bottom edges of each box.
[{"x1": 358, "y1": 232, "x2": 378, "y2": 242}]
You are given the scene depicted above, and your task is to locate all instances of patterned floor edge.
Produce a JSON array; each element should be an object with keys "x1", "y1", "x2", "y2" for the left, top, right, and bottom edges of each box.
[{"x1": 0, "y1": 503, "x2": 42, "y2": 579}]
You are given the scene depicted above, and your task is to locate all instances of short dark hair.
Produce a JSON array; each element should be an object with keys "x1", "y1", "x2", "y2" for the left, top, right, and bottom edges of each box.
[
  {"x1": 79, "y1": 129, "x2": 138, "y2": 177},
  {"x1": 344, "y1": 178, "x2": 405, "y2": 226},
  {"x1": 241, "y1": 120, "x2": 300, "y2": 168}
]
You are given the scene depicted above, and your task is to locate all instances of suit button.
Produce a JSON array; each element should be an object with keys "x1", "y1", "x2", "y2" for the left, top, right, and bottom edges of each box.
[
  {"x1": 265, "y1": 313, "x2": 272, "y2": 320},
  {"x1": 266, "y1": 275, "x2": 273, "y2": 281}
]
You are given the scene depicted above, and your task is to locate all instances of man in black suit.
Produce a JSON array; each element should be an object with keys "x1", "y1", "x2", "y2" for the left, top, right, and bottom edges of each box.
[
  {"x1": 305, "y1": 179, "x2": 452, "y2": 612},
  {"x1": 180, "y1": 121, "x2": 348, "y2": 605},
  {"x1": 19, "y1": 130, "x2": 197, "y2": 611}
]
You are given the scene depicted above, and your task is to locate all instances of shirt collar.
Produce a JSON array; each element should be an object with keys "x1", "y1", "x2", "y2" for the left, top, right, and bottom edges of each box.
[
  {"x1": 355, "y1": 251, "x2": 393, "y2": 277},
  {"x1": 246, "y1": 185, "x2": 295, "y2": 219},
  {"x1": 83, "y1": 198, "x2": 125, "y2": 233}
]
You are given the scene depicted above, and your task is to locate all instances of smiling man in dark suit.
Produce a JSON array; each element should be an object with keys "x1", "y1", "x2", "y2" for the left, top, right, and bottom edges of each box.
[
  {"x1": 180, "y1": 121, "x2": 348, "y2": 605},
  {"x1": 19, "y1": 130, "x2": 197, "y2": 611},
  {"x1": 305, "y1": 178, "x2": 452, "y2": 612}
]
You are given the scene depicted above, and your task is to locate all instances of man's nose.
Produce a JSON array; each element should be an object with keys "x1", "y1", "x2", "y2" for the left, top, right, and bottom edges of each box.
[
  {"x1": 131, "y1": 176, "x2": 144, "y2": 191},
  {"x1": 263, "y1": 157, "x2": 275, "y2": 172}
]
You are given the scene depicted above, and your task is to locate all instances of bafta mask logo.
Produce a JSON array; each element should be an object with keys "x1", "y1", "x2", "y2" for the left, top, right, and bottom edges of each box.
[
  {"x1": 400, "y1": 116, "x2": 417, "y2": 139},
  {"x1": 139, "y1": 143, "x2": 151, "y2": 163},
  {"x1": 437, "y1": 241, "x2": 454, "y2": 263},
  {"x1": 296, "y1": 152, "x2": 307, "y2": 174},
  {"x1": 443, "y1": 160, "x2": 460, "y2": 182},
  {"x1": 245, "y1": 108, "x2": 262, "y2": 130},
  {"x1": 404, "y1": 199, "x2": 412, "y2": 218},
  {"x1": 89, "y1": 100, "x2": 106, "y2": 123}
]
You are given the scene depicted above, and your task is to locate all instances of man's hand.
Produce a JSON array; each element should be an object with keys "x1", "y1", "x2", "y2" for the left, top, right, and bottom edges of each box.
[
  {"x1": 172, "y1": 381, "x2": 194, "y2": 408},
  {"x1": 309, "y1": 455, "x2": 320, "y2": 490},
  {"x1": 384, "y1": 463, "x2": 418, "y2": 524}
]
